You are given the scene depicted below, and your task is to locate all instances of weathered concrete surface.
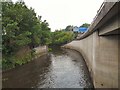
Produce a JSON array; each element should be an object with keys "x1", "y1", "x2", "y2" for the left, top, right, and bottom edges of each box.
[
  {"x1": 99, "y1": 14, "x2": 120, "y2": 35},
  {"x1": 62, "y1": 2, "x2": 120, "y2": 88},
  {"x1": 63, "y1": 33, "x2": 119, "y2": 88},
  {"x1": 118, "y1": 36, "x2": 120, "y2": 88},
  {"x1": 34, "y1": 46, "x2": 48, "y2": 59}
]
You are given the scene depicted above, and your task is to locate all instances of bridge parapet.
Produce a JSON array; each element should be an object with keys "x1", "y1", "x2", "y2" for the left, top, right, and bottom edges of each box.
[{"x1": 78, "y1": 1, "x2": 119, "y2": 40}]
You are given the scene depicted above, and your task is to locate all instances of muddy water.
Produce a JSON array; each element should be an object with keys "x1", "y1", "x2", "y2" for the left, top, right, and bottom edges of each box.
[{"x1": 2, "y1": 47, "x2": 93, "y2": 88}]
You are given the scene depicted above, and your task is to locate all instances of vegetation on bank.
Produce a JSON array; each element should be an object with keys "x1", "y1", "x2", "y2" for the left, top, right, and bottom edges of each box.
[
  {"x1": 2, "y1": 1, "x2": 51, "y2": 70},
  {"x1": 51, "y1": 30, "x2": 75, "y2": 45},
  {"x1": 2, "y1": 1, "x2": 75, "y2": 70}
]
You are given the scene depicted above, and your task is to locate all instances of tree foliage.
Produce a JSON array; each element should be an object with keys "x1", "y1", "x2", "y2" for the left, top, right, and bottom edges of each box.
[
  {"x1": 2, "y1": 1, "x2": 51, "y2": 69},
  {"x1": 2, "y1": 1, "x2": 76, "y2": 70},
  {"x1": 80, "y1": 23, "x2": 90, "y2": 28},
  {"x1": 51, "y1": 30, "x2": 75, "y2": 45},
  {"x1": 65, "y1": 25, "x2": 73, "y2": 31}
]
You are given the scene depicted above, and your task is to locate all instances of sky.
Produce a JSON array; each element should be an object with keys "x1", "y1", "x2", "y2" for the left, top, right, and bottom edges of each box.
[{"x1": 13, "y1": 0, "x2": 104, "y2": 31}]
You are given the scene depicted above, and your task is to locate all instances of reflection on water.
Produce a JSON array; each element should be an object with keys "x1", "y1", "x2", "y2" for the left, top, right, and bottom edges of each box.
[{"x1": 2, "y1": 47, "x2": 93, "y2": 88}]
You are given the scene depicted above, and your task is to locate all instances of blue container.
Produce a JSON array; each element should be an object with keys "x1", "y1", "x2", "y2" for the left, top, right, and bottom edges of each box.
[{"x1": 78, "y1": 27, "x2": 88, "y2": 33}]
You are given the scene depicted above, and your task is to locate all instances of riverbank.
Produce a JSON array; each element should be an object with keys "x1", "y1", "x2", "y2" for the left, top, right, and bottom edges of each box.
[
  {"x1": 2, "y1": 45, "x2": 48, "y2": 71},
  {"x1": 61, "y1": 41, "x2": 94, "y2": 86},
  {"x1": 34, "y1": 46, "x2": 48, "y2": 59},
  {"x1": 61, "y1": 40, "x2": 92, "y2": 70}
]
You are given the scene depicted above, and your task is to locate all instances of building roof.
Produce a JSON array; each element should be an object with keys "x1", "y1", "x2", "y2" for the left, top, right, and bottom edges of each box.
[{"x1": 79, "y1": 27, "x2": 88, "y2": 32}]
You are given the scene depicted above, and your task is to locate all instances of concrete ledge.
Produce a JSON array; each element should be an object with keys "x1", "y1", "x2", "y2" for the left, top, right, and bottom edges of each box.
[
  {"x1": 34, "y1": 46, "x2": 48, "y2": 59},
  {"x1": 78, "y1": 2, "x2": 119, "y2": 39}
]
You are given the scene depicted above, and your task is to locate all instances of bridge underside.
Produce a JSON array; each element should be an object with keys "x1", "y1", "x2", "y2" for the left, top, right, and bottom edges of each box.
[{"x1": 99, "y1": 12, "x2": 120, "y2": 35}]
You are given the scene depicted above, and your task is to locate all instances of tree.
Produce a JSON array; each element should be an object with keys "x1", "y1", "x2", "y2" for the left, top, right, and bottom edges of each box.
[
  {"x1": 80, "y1": 23, "x2": 90, "y2": 28},
  {"x1": 65, "y1": 25, "x2": 73, "y2": 31},
  {"x1": 40, "y1": 20, "x2": 51, "y2": 45},
  {"x1": 2, "y1": 1, "x2": 51, "y2": 69},
  {"x1": 51, "y1": 31, "x2": 75, "y2": 45}
]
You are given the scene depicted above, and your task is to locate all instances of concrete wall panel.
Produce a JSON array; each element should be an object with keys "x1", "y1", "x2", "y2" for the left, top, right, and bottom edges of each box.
[{"x1": 63, "y1": 33, "x2": 119, "y2": 88}]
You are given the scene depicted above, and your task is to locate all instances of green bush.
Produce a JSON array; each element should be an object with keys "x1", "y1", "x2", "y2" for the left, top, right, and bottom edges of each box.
[{"x1": 51, "y1": 31, "x2": 75, "y2": 45}]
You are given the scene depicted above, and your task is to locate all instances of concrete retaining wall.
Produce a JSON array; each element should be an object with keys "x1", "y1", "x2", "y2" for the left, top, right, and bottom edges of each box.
[
  {"x1": 34, "y1": 46, "x2": 48, "y2": 59},
  {"x1": 63, "y1": 31, "x2": 119, "y2": 88},
  {"x1": 62, "y1": 2, "x2": 120, "y2": 88}
]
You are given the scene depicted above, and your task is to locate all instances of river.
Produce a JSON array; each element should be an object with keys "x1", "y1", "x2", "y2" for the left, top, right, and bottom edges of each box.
[{"x1": 2, "y1": 47, "x2": 93, "y2": 88}]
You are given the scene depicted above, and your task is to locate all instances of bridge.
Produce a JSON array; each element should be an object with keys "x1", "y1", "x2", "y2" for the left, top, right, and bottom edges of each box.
[{"x1": 63, "y1": 1, "x2": 120, "y2": 88}]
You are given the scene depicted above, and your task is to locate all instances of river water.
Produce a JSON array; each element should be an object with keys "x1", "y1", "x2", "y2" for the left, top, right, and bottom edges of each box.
[{"x1": 2, "y1": 47, "x2": 93, "y2": 88}]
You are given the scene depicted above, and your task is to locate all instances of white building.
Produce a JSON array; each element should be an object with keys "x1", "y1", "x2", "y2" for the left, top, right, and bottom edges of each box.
[{"x1": 73, "y1": 26, "x2": 79, "y2": 32}]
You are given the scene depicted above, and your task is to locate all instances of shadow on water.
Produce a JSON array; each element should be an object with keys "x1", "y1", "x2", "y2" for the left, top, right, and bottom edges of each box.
[
  {"x1": 2, "y1": 54, "x2": 51, "y2": 88},
  {"x1": 2, "y1": 46, "x2": 94, "y2": 88}
]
